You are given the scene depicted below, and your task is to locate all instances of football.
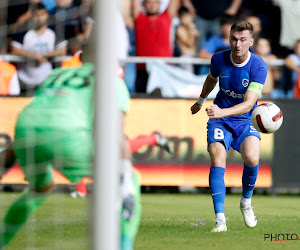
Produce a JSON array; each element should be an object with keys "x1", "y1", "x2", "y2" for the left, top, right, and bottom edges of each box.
[{"x1": 251, "y1": 103, "x2": 283, "y2": 134}]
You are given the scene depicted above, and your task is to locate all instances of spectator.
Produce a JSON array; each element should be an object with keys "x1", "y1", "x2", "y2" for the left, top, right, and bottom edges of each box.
[
  {"x1": 285, "y1": 39, "x2": 300, "y2": 97},
  {"x1": 119, "y1": 0, "x2": 136, "y2": 93},
  {"x1": 183, "y1": 0, "x2": 243, "y2": 52},
  {"x1": 198, "y1": 14, "x2": 236, "y2": 60},
  {"x1": 11, "y1": 3, "x2": 67, "y2": 96},
  {"x1": 197, "y1": 14, "x2": 235, "y2": 75},
  {"x1": 132, "y1": 0, "x2": 180, "y2": 93},
  {"x1": 78, "y1": 0, "x2": 94, "y2": 45},
  {"x1": 80, "y1": 0, "x2": 94, "y2": 17},
  {"x1": 272, "y1": 0, "x2": 300, "y2": 56},
  {"x1": 115, "y1": 9, "x2": 129, "y2": 63},
  {"x1": 176, "y1": 6, "x2": 199, "y2": 72},
  {"x1": 140, "y1": 0, "x2": 170, "y2": 14},
  {"x1": 0, "y1": 59, "x2": 20, "y2": 95},
  {"x1": 240, "y1": 0, "x2": 281, "y2": 56},
  {"x1": 198, "y1": 14, "x2": 236, "y2": 75},
  {"x1": 10, "y1": 0, "x2": 56, "y2": 34},
  {"x1": 246, "y1": 15, "x2": 261, "y2": 38},
  {"x1": 54, "y1": 0, "x2": 94, "y2": 54},
  {"x1": 246, "y1": 15, "x2": 262, "y2": 53},
  {"x1": 254, "y1": 38, "x2": 279, "y2": 97}
]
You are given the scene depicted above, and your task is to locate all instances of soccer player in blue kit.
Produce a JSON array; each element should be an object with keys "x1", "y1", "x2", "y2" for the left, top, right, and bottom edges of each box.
[{"x1": 191, "y1": 20, "x2": 267, "y2": 232}]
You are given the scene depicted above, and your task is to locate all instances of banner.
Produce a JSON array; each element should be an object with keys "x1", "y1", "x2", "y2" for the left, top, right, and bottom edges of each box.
[
  {"x1": 0, "y1": 97, "x2": 32, "y2": 139},
  {"x1": 0, "y1": 97, "x2": 273, "y2": 187},
  {"x1": 125, "y1": 99, "x2": 273, "y2": 187}
]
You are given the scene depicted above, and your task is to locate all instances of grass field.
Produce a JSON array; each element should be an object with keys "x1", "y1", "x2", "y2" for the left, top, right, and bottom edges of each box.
[{"x1": 0, "y1": 192, "x2": 299, "y2": 249}]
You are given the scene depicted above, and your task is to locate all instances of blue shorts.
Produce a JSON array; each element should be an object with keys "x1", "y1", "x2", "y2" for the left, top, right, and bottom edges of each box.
[{"x1": 207, "y1": 118, "x2": 261, "y2": 153}]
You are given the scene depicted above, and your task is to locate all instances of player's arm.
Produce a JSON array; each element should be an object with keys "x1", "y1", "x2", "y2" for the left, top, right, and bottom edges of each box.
[
  {"x1": 191, "y1": 73, "x2": 219, "y2": 114},
  {"x1": 206, "y1": 82, "x2": 263, "y2": 119}
]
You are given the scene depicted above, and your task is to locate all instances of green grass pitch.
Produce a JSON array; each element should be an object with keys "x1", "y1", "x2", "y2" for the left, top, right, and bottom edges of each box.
[{"x1": 0, "y1": 192, "x2": 299, "y2": 249}]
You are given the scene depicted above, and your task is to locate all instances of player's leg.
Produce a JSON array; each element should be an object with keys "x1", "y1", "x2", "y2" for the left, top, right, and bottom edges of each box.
[
  {"x1": 120, "y1": 111, "x2": 141, "y2": 250},
  {"x1": 56, "y1": 130, "x2": 93, "y2": 198},
  {"x1": 207, "y1": 121, "x2": 232, "y2": 232},
  {"x1": 121, "y1": 170, "x2": 141, "y2": 250},
  {"x1": 0, "y1": 107, "x2": 57, "y2": 246},
  {"x1": 0, "y1": 162, "x2": 54, "y2": 246},
  {"x1": 129, "y1": 132, "x2": 172, "y2": 154},
  {"x1": 239, "y1": 135, "x2": 260, "y2": 228},
  {"x1": 207, "y1": 119, "x2": 232, "y2": 232},
  {"x1": 208, "y1": 142, "x2": 227, "y2": 232}
]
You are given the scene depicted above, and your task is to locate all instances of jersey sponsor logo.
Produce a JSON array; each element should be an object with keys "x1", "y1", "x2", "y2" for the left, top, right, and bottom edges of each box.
[
  {"x1": 221, "y1": 88, "x2": 245, "y2": 98},
  {"x1": 242, "y1": 78, "x2": 249, "y2": 87}
]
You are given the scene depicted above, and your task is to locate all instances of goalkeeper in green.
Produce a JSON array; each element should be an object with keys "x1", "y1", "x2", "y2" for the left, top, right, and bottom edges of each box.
[{"x1": 0, "y1": 62, "x2": 141, "y2": 250}]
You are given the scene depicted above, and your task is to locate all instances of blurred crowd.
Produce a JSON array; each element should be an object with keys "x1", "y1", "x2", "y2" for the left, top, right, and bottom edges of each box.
[
  {"x1": 0, "y1": 0, "x2": 300, "y2": 99},
  {"x1": 121, "y1": 0, "x2": 300, "y2": 99},
  {"x1": 0, "y1": 0, "x2": 94, "y2": 96}
]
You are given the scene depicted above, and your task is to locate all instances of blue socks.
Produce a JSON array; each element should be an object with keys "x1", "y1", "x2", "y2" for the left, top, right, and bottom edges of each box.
[
  {"x1": 209, "y1": 166, "x2": 226, "y2": 214},
  {"x1": 242, "y1": 163, "x2": 259, "y2": 198},
  {"x1": 209, "y1": 164, "x2": 259, "y2": 215}
]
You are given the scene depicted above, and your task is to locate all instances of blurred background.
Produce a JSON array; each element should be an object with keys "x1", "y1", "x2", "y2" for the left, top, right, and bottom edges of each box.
[{"x1": 0, "y1": 0, "x2": 299, "y2": 195}]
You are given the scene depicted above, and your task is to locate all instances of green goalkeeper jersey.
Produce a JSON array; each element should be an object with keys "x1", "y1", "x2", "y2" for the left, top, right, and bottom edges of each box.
[
  {"x1": 17, "y1": 63, "x2": 95, "y2": 130},
  {"x1": 17, "y1": 63, "x2": 130, "y2": 131},
  {"x1": 14, "y1": 63, "x2": 131, "y2": 183}
]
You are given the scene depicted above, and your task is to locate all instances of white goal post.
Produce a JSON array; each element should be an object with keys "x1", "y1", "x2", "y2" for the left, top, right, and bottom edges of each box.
[{"x1": 93, "y1": 0, "x2": 120, "y2": 249}]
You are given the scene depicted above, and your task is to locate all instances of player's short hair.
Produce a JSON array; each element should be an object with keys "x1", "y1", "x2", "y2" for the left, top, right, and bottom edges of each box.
[
  {"x1": 178, "y1": 6, "x2": 190, "y2": 17},
  {"x1": 231, "y1": 20, "x2": 254, "y2": 37}
]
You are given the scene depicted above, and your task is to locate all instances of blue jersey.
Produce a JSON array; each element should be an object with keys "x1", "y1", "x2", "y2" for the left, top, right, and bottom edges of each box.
[{"x1": 210, "y1": 49, "x2": 267, "y2": 120}]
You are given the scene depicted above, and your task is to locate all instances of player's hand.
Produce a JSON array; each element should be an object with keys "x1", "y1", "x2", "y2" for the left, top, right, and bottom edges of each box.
[
  {"x1": 206, "y1": 104, "x2": 223, "y2": 119},
  {"x1": 122, "y1": 194, "x2": 135, "y2": 221},
  {"x1": 191, "y1": 102, "x2": 202, "y2": 115}
]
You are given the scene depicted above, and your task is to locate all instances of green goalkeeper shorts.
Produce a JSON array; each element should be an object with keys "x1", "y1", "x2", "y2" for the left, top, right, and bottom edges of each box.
[{"x1": 13, "y1": 127, "x2": 93, "y2": 185}]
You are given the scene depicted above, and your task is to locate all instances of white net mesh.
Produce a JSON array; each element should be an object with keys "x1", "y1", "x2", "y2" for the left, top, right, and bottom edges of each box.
[{"x1": 0, "y1": 1, "x2": 95, "y2": 249}]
